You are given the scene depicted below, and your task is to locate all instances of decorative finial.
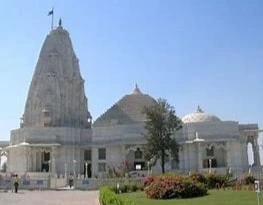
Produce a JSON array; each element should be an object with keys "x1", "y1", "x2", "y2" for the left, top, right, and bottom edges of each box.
[
  {"x1": 196, "y1": 105, "x2": 203, "y2": 113},
  {"x1": 133, "y1": 83, "x2": 142, "y2": 94},
  {"x1": 58, "y1": 18, "x2": 62, "y2": 27}
]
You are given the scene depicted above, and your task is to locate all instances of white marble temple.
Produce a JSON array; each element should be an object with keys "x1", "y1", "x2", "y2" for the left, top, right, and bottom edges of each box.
[{"x1": 1, "y1": 22, "x2": 260, "y2": 179}]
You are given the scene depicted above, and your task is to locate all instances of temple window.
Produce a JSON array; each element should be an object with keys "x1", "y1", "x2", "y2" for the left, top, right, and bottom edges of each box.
[
  {"x1": 42, "y1": 108, "x2": 51, "y2": 126},
  {"x1": 44, "y1": 112, "x2": 50, "y2": 117},
  {"x1": 206, "y1": 146, "x2": 214, "y2": 157},
  {"x1": 44, "y1": 152, "x2": 50, "y2": 161},
  {"x1": 203, "y1": 158, "x2": 217, "y2": 168},
  {"x1": 42, "y1": 108, "x2": 50, "y2": 117},
  {"x1": 98, "y1": 163, "x2": 106, "y2": 172},
  {"x1": 134, "y1": 148, "x2": 143, "y2": 159},
  {"x1": 98, "y1": 148, "x2": 106, "y2": 160},
  {"x1": 134, "y1": 162, "x2": 145, "y2": 170},
  {"x1": 84, "y1": 150, "x2": 91, "y2": 161}
]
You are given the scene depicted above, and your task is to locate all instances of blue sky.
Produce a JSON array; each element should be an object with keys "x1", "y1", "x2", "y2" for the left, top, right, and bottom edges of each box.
[{"x1": 0, "y1": 0, "x2": 262, "y2": 157}]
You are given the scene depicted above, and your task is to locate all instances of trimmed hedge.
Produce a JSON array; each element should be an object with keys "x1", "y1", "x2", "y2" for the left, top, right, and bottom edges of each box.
[
  {"x1": 144, "y1": 174, "x2": 208, "y2": 199},
  {"x1": 99, "y1": 186, "x2": 132, "y2": 205}
]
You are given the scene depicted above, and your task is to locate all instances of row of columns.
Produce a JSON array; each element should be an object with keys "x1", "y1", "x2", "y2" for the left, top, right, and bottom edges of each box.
[{"x1": 24, "y1": 146, "x2": 57, "y2": 173}]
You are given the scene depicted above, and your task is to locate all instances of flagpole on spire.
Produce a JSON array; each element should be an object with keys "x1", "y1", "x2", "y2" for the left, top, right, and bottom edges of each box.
[{"x1": 48, "y1": 7, "x2": 54, "y2": 30}]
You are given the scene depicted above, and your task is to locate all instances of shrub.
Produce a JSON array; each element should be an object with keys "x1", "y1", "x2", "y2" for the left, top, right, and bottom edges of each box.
[
  {"x1": 181, "y1": 178, "x2": 207, "y2": 198},
  {"x1": 144, "y1": 175, "x2": 155, "y2": 187},
  {"x1": 244, "y1": 175, "x2": 255, "y2": 185},
  {"x1": 99, "y1": 186, "x2": 132, "y2": 205},
  {"x1": 138, "y1": 183, "x2": 144, "y2": 191},
  {"x1": 144, "y1": 174, "x2": 207, "y2": 199},
  {"x1": 205, "y1": 173, "x2": 227, "y2": 189},
  {"x1": 109, "y1": 183, "x2": 139, "y2": 193},
  {"x1": 119, "y1": 184, "x2": 128, "y2": 193},
  {"x1": 190, "y1": 172, "x2": 207, "y2": 185},
  {"x1": 128, "y1": 183, "x2": 138, "y2": 192}
]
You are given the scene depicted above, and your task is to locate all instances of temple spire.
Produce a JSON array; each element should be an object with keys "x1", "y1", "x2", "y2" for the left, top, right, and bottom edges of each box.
[{"x1": 23, "y1": 24, "x2": 90, "y2": 128}]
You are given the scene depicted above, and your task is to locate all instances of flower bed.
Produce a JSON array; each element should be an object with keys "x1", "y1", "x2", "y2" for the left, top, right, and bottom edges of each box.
[{"x1": 144, "y1": 173, "x2": 208, "y2": 199}]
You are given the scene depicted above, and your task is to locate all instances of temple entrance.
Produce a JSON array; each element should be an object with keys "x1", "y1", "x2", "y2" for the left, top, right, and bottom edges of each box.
[
  {"x1": 246, "y1": 135, "x2": 260, "y2": 166},
  {"x1": 41, "y1": 152, "x2": 50, "y2": 172},
  {"x1": 247, "y1": 142, "x2": 254, "y2": 166},
  {"x1": 0, "y1": 155, "x2": 7, "y2": 172},
  {"x1": 83, "y1": 163, "x2": 92, "y2": 178}
]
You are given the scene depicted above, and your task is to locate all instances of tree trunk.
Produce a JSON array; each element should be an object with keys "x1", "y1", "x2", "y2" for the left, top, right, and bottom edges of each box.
[{"x1": 161, "y1": 150, "x2": 165, "y2": 174}]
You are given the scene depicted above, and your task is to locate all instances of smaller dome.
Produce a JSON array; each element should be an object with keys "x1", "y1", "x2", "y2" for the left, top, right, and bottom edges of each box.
[
  {"x1": 182, "y1": 105, "x2": 221, "y2": 123},
  {"x1": 93, "y1": 84, "x2": 155, "y2": 126}
]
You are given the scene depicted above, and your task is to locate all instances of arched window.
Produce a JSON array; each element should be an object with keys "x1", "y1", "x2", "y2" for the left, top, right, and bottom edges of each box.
[
  {"x1": 206, "y1": 146, "x2": 214, "y2": 157},
  {"x1": 134, "y1": 148, "x2": 142, "y2": 159}
]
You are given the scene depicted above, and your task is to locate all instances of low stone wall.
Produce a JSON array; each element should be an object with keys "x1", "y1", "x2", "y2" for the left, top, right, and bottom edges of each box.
[
  {"x1": 0, "y1": 173, "x2": 145, "y2": 191},
  {"x1": 75, "y1": 177, "x2": 145, "y2": 190},
  {"x1": 0, "y1": 179, "x2": 48, "y2": 190}
]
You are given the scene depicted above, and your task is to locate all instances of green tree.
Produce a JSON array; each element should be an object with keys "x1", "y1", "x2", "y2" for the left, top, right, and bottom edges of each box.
[{"x1": 143, "y1": 98, "x2": 182, "y2": 174}]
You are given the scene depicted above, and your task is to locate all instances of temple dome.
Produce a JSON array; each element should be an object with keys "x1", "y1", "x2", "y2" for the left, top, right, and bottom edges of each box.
[
  {"x1": 182, "y1": 106, "x2": 221, "y2": 123},
  {"x1": 93, "y1": 84, "x2": 155, "y2": 126}
]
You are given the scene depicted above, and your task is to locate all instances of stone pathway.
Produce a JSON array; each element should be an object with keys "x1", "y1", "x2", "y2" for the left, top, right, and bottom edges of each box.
[{"x1": 0, "y1": 190, "x2": 100, "y2": 205}]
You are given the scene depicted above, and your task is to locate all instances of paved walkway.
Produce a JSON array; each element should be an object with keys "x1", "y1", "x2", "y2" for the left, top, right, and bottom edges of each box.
[{"x1": 0, "y1": 190, "x2": 100, "y2": 205}]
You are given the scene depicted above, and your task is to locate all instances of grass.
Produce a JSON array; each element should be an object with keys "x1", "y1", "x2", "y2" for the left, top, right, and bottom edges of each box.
[{"x1": 121, "y1": 190, "x2": 261, "y2": 205}]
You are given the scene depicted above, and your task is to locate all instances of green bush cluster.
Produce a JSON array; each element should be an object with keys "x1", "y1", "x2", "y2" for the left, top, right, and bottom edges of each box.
[
  {"x1": 144, "y1": 174, "x2": 208, "y2": 199},
  {"x1": 99, "y1": 186, "x2": 132, "y2": 205}
]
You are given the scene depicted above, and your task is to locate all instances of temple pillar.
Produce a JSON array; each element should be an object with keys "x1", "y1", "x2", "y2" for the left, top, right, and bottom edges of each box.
[
  {"x1": 24, "y1": 147, "x2": 28, "y2": 172},
  {"x1": 37, "y1": 151, "x2": 42, "y2": 172},
  {"x1": 197, "y1": 143, "x2": 202, "y2": 171},
  {"x1": 51, "y1": 147, "x2": 56, "y2": 174},
  {"x1": 226, "y1": 142, "x2": 231, "y2": 168},
  {"x1": 252, "y1": 143, "x2": 260, "y2": 166},
  {"x1": 28, "y1": 151, "x2": 32, "y2": 172},
  {"x1": 122, "y1": 145, "x2": 126, "y2": 162},
  {"x1": 33, "y1": 150, "x2": 37, "y2": 172},
  {"x1": 5, "y1": 150, "x2": 9, "y2": 172},
  {"x1": 91, "y1": 148, "x2": 98, "y2": 177}
]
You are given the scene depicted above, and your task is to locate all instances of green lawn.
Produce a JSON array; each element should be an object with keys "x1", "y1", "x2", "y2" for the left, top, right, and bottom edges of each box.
[{"x1": 121, "y1": 190, "x2": 261, "y2": 205}]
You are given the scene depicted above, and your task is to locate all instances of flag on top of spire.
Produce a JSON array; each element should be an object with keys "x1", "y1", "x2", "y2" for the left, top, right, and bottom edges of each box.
[
  {"x1": 48, "y1": 8, "x2": 54, "y2": 30},
  {"x1": 48, "y1": 8, "x2": 53, "y2": 16}
]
